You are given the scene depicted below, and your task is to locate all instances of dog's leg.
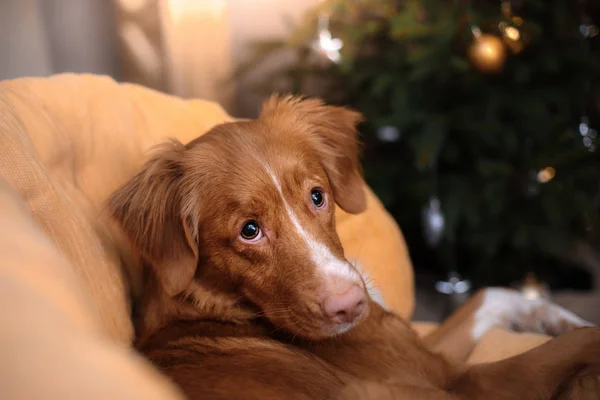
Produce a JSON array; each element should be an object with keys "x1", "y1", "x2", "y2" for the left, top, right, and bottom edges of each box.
[
  {"x1": 451, "y1": 327, "x2": 600, "y2": 399},
  {"x1": 422, "y1": 288, "x2": 593, "y2": 364},
  {"x1": 338, "y1": 323, "x2": 600, "y2": 400},
  {"x1": 307, "y1": 303, "x2": 599, "y2": 400},
  {"x1": 421, "y1": 289, "x2": 490, "y2": 364}
]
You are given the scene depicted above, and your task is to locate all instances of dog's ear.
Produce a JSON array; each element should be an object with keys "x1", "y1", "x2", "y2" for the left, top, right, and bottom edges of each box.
[
  {"x1": 107, "y1": 141, "x2": 198, "y2": 296},
  {"x1": 261, "y1": 95, "x2": 366, "y2": 214}
]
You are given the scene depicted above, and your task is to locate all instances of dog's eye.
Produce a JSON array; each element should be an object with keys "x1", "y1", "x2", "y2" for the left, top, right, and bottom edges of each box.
[
  {"x1": 311, "y1": 189, "x2": 325, "y2": 208},
  {"x1": 240, "y1": 220, "x2": 262, "y2": 241}
]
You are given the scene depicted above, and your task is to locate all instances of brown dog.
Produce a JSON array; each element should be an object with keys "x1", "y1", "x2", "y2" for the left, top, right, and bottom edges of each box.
[{"x1": 109, "y1": 96, "x2": 600, "y2": 399}]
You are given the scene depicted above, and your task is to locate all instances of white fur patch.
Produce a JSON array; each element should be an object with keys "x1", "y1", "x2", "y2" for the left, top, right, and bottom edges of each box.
[
  {"x1": 357, "y1": 267, "x2": 388, "y2": 309},
  {"x1": 261, "y1": 163, "x2": 361, "y2": 283},
  {"x1": 366, "y1": 285, "x2": 387, "y2": 309},
  {"x1": 472, "y1": 288, "x2": 593, "y2": 340}
]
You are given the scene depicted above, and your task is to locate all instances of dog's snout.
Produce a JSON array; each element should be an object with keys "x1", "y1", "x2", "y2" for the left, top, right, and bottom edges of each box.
[{"x1": 322, "y1": 284, "x2": 367, "y2": 324}]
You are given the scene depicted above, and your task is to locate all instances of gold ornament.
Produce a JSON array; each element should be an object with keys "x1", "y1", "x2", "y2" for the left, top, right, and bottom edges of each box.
[{"x1": 468, "y1": 27, "x2": 507, "y2": 74}]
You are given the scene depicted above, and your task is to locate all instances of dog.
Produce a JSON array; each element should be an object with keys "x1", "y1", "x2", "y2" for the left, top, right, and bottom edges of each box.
[{"x1": 108, "y1": 95, "x2": 600, "y2": 399}]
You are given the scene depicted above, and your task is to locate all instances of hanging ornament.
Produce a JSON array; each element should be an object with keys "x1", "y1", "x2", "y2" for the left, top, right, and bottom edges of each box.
[
  {"x1": 422, "y1": 196, "x2": 445, "y2": 247},
  {"x1": 312, "y1": 14, "x2": 343, "y2": 63},
  {"x1": 423, "y1": 194, "x2": 472, "y2": 315},
  {"x1": 435, "y1": 273, "x2": 472, "y2": 296},
  {"x1": 468, "y1": 26, "x2": 507, "y2": 74},
  {"x1": 376, "y1": 125, "x2": 401, "y2": 143}
]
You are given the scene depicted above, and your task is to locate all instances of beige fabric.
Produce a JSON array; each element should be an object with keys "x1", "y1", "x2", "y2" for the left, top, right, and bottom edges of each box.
[
  {"x1": 0, "y1": 80, "x2": 132, "y2": 344},
  {"x1": 336, "y1": 195, "x2": 415, "y2": 318},
  {"x1": 0, "y1": 74, "x2": 236, "y2": 344},
  {"x1": 0, "y1": 177, "x2": 184, "y2": 400},
  {"x1": 412, "y1": 321, "x2": 438, "y2": 337},
  {"x1": 412, "y1": 322, "x2": 550, "y2": 364},
  {"x1": 466, "y1": 328, "x2": 550, "y2": 364}
]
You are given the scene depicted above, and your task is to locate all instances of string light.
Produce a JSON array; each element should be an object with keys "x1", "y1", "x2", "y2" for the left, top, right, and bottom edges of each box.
[
  {"x1": 579, "y1": 116, "x2": 597, "y2": 152},
  {"x1": 312, "y1": 15, "x2": 343, "y2": 63},
  {"x1": 504, "y1": 26, "x2": 520, "y2": 41},
  {"x1": 537, "y1": 167, "x2": 556, "y2": 183},
  {"x1": 499, "y1": 0, "x2": 525, "y2": 53},
  {"x1": 579, "y1": 10, "x2": 597, "y2": 153},
  {"x1": 580, "y1": 24, "x2": 599, "y2": 38}
]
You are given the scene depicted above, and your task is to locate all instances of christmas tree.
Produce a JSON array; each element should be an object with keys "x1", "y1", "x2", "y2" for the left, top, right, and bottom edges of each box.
[{"x1": 237, "y1": 0, "x2": 600, "y2": 289}]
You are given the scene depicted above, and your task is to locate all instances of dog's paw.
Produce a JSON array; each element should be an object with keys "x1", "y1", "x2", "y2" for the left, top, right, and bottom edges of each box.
[
  {"x1": 475, "y1": 288, "x2": 594, "y2": 339},
  {"x1": 512, "y1": 299, "x2": 594, "y2": 336}
]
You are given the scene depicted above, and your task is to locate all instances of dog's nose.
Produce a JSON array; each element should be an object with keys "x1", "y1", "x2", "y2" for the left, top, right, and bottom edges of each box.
[{"x1": 322, "y1": 284, "x2": 367, "y2": 324}]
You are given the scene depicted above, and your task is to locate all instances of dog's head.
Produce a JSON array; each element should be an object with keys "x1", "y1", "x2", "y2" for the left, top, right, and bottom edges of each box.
[{"x1": 109, "y1": 96, "x2": 369, "y2": 341}]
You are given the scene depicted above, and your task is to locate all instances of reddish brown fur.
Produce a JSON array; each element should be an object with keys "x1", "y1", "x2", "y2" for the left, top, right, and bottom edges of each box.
[{"x1": 108, "y1": 95, "x2": 600, "y2": 400}]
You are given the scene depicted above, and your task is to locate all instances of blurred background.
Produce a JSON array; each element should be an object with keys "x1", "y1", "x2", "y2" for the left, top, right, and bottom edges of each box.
[{"x1": 1, "y1": 0, "x2": 599, "y2": 323}]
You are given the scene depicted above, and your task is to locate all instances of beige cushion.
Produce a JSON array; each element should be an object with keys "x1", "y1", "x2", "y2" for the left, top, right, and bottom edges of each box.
[
  {"x1": 412, "y1": 322, "x2": 550, "y2": 364},
  {"x1": 0, "y1": 177, "x2": 184, "y2": 400}
]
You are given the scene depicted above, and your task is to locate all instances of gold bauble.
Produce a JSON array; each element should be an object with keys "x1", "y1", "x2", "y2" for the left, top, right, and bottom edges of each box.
[{"x1": 468, "y1": 34, "x2": 507, "y2": 74}]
